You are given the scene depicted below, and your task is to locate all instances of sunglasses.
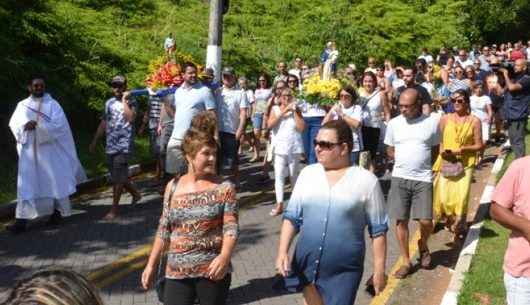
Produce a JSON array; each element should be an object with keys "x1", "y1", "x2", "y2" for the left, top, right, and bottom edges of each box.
[
  {"x1": 313, "y1": 139, "x2": 343, "y2": 150},
  {"x1": 259, "y1": 79, "x2": 266, "y2": 81},
  {"x1": 452, "y1": 98, "x2": 466, "y2": 104},
  {"x1": 455, "y1": 70, "x2": 464, "y2": 74},
  {"x1": 340, "y1": 93, "x2": 352, "y2": 98}
]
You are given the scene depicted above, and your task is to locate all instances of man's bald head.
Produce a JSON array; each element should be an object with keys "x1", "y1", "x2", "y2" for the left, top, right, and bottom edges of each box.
[
  {"x1": 399, "y1": 88, "x2": 422, "y2": 119},
  {"x1": 514, "y1": 58, "x2": 528, "y2": 74}
]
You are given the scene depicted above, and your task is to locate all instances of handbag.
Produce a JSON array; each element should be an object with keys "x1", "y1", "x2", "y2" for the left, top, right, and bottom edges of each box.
[
  {"x1": 441, "y1": 159, "x2": 464, "y2": 178},
  {"x1": 155, "y1": 179, "x2": 178, "y2": 302}
]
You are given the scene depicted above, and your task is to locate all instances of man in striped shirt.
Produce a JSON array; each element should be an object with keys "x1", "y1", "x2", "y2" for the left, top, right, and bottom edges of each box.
[{"x1": 140, "y1": 88, "x2": 163, "y2": 183}]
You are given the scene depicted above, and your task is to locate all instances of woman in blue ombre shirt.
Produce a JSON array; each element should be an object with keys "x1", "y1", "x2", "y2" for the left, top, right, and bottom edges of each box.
[{"x1": 276, "y1": 120, "x2": 388, "y2": 305}]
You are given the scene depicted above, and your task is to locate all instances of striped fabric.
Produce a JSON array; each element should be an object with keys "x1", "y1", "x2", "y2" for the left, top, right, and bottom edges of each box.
[{"x1": 148, "y1": 94, "x2": 162, "y2": 129}]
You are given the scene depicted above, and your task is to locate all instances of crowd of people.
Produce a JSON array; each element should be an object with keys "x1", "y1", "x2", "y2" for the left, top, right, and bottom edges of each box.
[{"x1": 5, "y1": 38, "x2": 530, "y2": 305}]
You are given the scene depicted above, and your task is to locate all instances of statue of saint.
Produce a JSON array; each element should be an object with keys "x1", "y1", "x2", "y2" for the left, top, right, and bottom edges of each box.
[{"x1": 321, "y1": 41, "x2": 339, "y2": 80}]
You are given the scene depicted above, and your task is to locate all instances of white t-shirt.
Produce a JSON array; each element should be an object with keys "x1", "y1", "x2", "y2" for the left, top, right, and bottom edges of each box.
[
  {"x1": 217, "y1": 87, "x2": 249, "y2": 134},
  {"x1": 420, "y1": 82, "x2": 434, "y2": 98},
  {"x1": 470, "y1": 95, "x2": 492, "y2": 122},
  {"x1": 164, "y1": 37, "x2": 175, "y2": 50},
  {"x1": 254, "y1": 88, "x2": 272, "y2": 113},
  {"x1": 331, "y1": 104, "x2": 364, "y2": 152},
  {"x1": 456, "y1": 58, "x2": 474, "y2": 68},
  {"x1": 271, "y1": 106, "x2": 304, "y2": 155},
  {"x1": 244, "y1": 89, "x2": 255, "y2": 104},
  {"x1": 362, "y1": 90, "x2": 384, "y2": 128},
  {"x1": 392, "y1": 79, "x2": 405, "y2": 90},
  {"x1": 170, "y1": 83, "x2": 216, "y2": 143},
  {"x1": 384, "y1": 114, "x2": 440, "y2": 183}
]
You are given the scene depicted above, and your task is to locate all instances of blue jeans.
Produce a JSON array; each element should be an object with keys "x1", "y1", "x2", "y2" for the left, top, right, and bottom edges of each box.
[
  {"x1": 351, "y1": 151, "x2": 360, "y2": 165},
  {"x1": 302, "y1": 116, "x2": 324, "y2": 164},
  {"x1": 505, "y1": 273, "x2": 530, "y2": 305}
]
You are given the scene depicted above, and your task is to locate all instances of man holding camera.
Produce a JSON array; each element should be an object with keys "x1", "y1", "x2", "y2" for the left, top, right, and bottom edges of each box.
[{"x1": 501, "y1": 59, "x2": 530, "y2": 159}]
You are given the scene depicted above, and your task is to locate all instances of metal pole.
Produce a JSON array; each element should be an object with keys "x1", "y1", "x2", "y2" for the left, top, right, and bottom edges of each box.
[{"x1": 206, "y1": 0, "x2": 223, "y2": 82}]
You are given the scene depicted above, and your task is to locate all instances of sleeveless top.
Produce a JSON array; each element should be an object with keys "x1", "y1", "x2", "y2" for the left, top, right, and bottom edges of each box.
[
  {"x1": 361, "y1": 89, "x2": 384, "y2": 129},
  {"x1": 271, "y1": 105, "x2": 304, "y2": 155},
  {"x1": 254, "y1": 88, "x2": 272, "y2": 113},
  {"x1": 433, "y1": 116, "x2": 477, "y2": 170}
]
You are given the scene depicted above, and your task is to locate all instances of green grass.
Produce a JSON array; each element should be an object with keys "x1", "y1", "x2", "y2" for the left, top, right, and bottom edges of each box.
[
  {"x1": 458, "y1": 220, "x2": 510, "y2": 305},
  {"x1": 458, "y1": 121, "x2": 530, "y2": 305},
  {"x1": 0, "y1": 132, "x2": 152, "y2": 204}
]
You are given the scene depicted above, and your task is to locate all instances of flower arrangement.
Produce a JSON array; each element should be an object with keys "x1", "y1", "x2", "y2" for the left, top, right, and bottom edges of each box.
[
  {"x1": 302, "y1": 74, "x2": 342, "y2": 106},
  {"x1": 145, "y1": 52, "x2": 203, "y2": 89}
]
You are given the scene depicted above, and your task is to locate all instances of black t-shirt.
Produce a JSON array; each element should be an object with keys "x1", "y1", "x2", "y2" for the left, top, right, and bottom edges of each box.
[
  {"x1": 396, "y1": 84, "x2": 433, "y2": 105},
  {"x1": 438, "y1": 54, "x2": 449, "y2": 66},
  {"x1": 503, "y1": 74, "x2": 530, "y2": 120}
]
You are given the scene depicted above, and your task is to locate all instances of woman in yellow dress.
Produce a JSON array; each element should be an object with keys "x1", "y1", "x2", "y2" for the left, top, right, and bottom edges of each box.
[{"x1": 433, "y1": 89, "x2": 483, "y2": 243}]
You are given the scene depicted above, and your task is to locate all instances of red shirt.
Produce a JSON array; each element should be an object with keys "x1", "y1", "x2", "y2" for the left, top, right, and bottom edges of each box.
[{"x1": 511, "y1": 50, "x2": 526, "y2": 61}]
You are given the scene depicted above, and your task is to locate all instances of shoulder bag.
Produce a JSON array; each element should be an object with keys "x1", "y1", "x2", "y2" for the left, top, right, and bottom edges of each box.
[{"x1": 155, "y1": 179, "x2": 178, "y2": 302}]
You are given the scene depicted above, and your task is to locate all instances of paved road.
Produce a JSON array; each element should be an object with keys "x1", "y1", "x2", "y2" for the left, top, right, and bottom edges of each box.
[{"x1": 0, "y1": 154, "x2": 402, "y2": 305}]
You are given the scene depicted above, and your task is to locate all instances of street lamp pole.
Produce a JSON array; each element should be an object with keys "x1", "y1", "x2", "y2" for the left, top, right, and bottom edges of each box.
[{"x1": 206, "y1": 0, "x2": 224, "y2": 81}]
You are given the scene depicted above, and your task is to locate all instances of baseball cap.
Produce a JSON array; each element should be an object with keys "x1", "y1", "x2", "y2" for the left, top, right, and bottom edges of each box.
[
  {"x1": 222, "y1": 67, "x2": 235, "y2": 77},
  {"x1": 110, "y1": 75, "x2": 127, "y2": 87}
]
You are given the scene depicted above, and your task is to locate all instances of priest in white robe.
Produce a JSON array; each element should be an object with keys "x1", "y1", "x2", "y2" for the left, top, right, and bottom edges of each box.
[{"x1": 7, "y1": 77, "x2": 86, "y2": 233}]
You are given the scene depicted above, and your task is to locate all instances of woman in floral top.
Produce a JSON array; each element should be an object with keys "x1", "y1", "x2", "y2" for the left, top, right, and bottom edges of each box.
[{"x1": 141, "y1": 112, "x2": 238, "y2": 305}]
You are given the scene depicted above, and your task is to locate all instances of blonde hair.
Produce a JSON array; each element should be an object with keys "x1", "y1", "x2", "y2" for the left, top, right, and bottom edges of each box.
[{"x1": 4, "y1": 269, "x2": 104, "y2": 305}]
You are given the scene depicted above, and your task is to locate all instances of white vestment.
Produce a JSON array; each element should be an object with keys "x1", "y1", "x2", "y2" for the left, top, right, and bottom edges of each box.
[{"x1": 9, "y1": 94, "x2": 86, "y2": 219}]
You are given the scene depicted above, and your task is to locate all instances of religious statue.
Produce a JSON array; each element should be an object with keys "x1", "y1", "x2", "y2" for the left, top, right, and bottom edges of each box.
[{"x1": 321, "y1": 41, "x2": 339, "y2": 80}]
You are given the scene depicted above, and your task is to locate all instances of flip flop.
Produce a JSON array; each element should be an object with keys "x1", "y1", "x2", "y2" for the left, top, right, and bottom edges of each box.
[{"x1": 269, "y1": 208, "x2": 283, "y2": 217}]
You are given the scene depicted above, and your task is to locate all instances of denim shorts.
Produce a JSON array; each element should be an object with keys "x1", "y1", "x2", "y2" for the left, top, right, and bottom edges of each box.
[
  {"x1": 505, "y1": 272, "x2": 530, "y2": 305},
  {"x1": 351, "y1": 151, "x2": 360, "y2": 165},
  {"x1": 252, "y1": 113, "x2": 264, "y2": 130}
]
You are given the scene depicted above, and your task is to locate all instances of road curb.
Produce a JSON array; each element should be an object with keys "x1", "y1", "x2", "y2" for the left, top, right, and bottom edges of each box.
[
  {"x1": 439, "y1": 151, "x2": 507, "y2": 305},
  {"x1": 0, "y1": 163, "x2": 152, "y2": 220}
]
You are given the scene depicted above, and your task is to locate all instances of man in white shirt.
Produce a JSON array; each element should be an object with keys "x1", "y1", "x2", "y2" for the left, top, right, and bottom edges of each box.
[
  {"x1": 455, "y1": 49, "x2": 474, "y2": 68},
  {"x1": 274, "y1": 62, "x2": 289, "y2": 84},
  {"x1": 288, "y1": 57, "x2": 304, "y2": 83},
  {"x1": 384, "y1": 88, "x2": 440, "y2": 278},
  {"x1": 166, "y1": 62, "x2": 217, "y2": 178},
  {"x1": 217, "y1": 67, "x2": 249, "y2": 185}
]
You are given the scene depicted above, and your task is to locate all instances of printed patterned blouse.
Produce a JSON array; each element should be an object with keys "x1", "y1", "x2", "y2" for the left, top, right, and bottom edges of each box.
[{"x1": 157, "y1": 181, "x2": 239, "y2": 279}]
